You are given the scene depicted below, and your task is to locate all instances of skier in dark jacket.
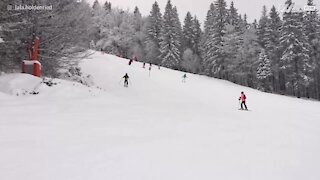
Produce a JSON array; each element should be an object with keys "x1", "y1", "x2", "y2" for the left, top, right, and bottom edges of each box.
[
  {"x1": 128, "y1": 59, "x2": 133, "y2": 65},
  {"x1": 123, "y1": 73, "x2": 129, "y2": 87},
  {"x1": 182, "y1": 74, "x2": 187, "y2": 83},
  {"x1": 239, "y1": 91, "x2": 248, "y2": 110}
]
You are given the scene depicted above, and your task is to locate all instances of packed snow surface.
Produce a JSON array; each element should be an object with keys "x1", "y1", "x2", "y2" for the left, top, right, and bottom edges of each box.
[{"x1": 1, "y1": 51, "x2": 320, "y2": 180}]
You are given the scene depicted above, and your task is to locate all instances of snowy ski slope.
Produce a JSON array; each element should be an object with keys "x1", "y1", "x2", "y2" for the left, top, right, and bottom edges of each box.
[{"x1": 1, "y1": 51, "x2": 320, "y2": 180}]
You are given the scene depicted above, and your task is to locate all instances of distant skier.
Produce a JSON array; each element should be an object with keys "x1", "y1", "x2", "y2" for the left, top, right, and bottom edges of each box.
[
  {"x1": 143, "y1": 62, "x2": 146, "y2": 68},
  {"x1": 238, "y1": 91, "x2": 248, "y2": 110},
  {"x1": 148, "y1": 63, "x2": 152, "y2": 76},
  {"x1": 128, "y1": 59, "x2": 133, "y2": 65},
  {"x1": 123, "y1": 73, "x2": 130, "y2": 87},
  {"x1": 182, "y1": 74, "x2": 187, "y2": 83}
]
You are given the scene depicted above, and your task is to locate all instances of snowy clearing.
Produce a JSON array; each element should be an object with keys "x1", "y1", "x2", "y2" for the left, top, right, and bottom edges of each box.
[{"x1": 1, "y1": 51, "x2": 320, "y2": 180}]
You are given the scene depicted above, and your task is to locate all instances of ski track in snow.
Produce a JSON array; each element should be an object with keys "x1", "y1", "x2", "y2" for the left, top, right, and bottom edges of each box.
[{"x1": 1, "y1": 51, "x2": 320, "y2": 180}]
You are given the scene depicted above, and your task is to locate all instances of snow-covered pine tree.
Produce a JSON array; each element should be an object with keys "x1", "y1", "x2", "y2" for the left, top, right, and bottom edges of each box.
[
  {"x1": 223, "y1": 24, "x2": 239, "y2": 81},
  {"x1": 280, "y1": 1, "x2": 314, "y2": 97},
  {"x1": 96, "y1": 9, "x2": 136, "y2": 57},
  {"x1": 181, "y1": 13, "x2": 202, "y2": 73},
  {"x1": 159, "y1": 0, "x2": 182, "y2": 69},
  {"x1": 210, "y1": 0, "x2": 228, "y2": 78},
  {"x1": 182, "y1": 12, "x2": 194, "y2": 51},
  {"x1": 92, "y1": 0, "x2": 105, "y2": 44},
  {"x1": 0, "y1": 0, "x2": 25, "y2": 70},
  {"x1": 303, "y1": 0, "x2": 320, "y2": 99},
  {"x1": 92, "y1": 0, "x2": 101, "y2": 11},
  {"x1": 252, "y1": 19, "x2": 258, "y2": 29},
  {"x1": 202, "y1": 0, "x2": 228, "y2": 78},
  {"x1": 191, "y1": 16, "x2": 202, "y2": 55},
  {"x1": 133, "y1": 6, "x2": 143, "y2": 31},
  {"x1": 173, "y1": 6, "x2": 183, "y2": 52},
  {"x1": 304, "y1": 0, "x2": 319, "y2": 41},
  {"x1": 131, "y1": 6, "x2": 146, "y2": 62},
  {"x1": 201, "y1": 3, "x2": 215, "y2": 74},
  {"x1": 236, "y1": 22, "x2": 260, "y2": 87},
  {"x1": 257, "y1": 6, "x2": 269, "y2": 49},
  {"x1": 145, "y1": 1, "x2": 162, "y2": 64},
  {"x1": 223, "y1": 2, "x2": 245, "y2": 81},
  {"x1": 237, "y1": 14, "x2": 249, "y2": 32},
  {"x1": 181, "y1": 48, "x2": 201, "y2": 73},
  {"x1": 243, "y1": 14, "x2": 248, "y2": 27},
  {"x1": 228, "y1": 1, "x2": 240, "y2": 28},
  {"x1": 265, "y1": 5, "x2": 282, "y2": 92},
  {"x1": 203, "y1": 3, "x2": 215, "y2": 36},
  {"x1": 257, "y1": 49, "x2": 272, "y2": 91},
  {"x1": 104, "y1": 1, "x2": 112, "y2": 12}
]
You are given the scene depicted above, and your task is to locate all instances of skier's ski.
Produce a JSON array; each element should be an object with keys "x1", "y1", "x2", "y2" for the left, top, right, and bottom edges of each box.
[{"x1": 238, "y1": 109, "x2": 250, "y2": 111}]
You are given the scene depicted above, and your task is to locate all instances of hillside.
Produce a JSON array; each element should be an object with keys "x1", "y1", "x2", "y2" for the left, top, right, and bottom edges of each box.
[{"x1": 1, "y1": 51, "x2": 320, "y2": 180}]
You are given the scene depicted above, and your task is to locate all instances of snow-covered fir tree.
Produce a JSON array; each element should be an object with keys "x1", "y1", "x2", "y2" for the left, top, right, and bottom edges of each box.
[
  {"x1": 252, "y1": 19, "x2": 258, "y2": 29},
  {"x1": 96, "y1": 9, "x2": 136, "y2": 57},
  {"x1": 228, "y1": 1, "x2": 240, "y2": 28},
  {"x1": 159, "y1": 0, "x2": 182, "y2": 69},
  {"x1": 210, "y1": 0, "x2": 228, "y2": 78},
  {"x1": 133, "y1": 7, "x2": 142, "y2": 31},
  {"x1": 182, "y1": 12, "x2": 194, "y2": 51},
  {"x1": 181, "y1": 13, "x2": 202, "y2": 73},
  {"x1": 257, "y1": 49, "x2": 272, "y2": 91},
  {"x1": 181, "y1": 48, "x2": 201, "y2": 73},
  {"x1": 265, "y1": 5, "x2": 282, "y2": 92},
  {"x1": 145, "y1": 1, "x2": 162, "y2": 64},
  {"x1": 131, "y1": 7, "x2": 146, "y2": 61},
  {"x1": 223, "y1": 2, "x2": 247, "y2": 81},
  {"x1": 243, "y1": 14, "x2": 248, "y2": 27},
  {"x1": 191, "y1": 16, "x2": 202, "y2": 55},
  {"x1": 203, "y1": 3, "x2": 215, "y2": 36},
  {"x1": 104, "y1": 1, "x2": 112, "y2": 12},
  {"x1": 303, "y1": 0, "x2": 320, "y2": 98},
  {"x1": 237, "y1": 23, "x2": 260, "y2": 87},
  {"x1": 257, "y1": 6, "x2": 269, "y2": 49},
  {"x1": 201, "y1": 3, "x2": 215, "y2": 73},
  {"x1": 173, "y1": 6, "x2": 183, "y2": 51},
  {"x1": 280, "y1": 0, "x2": 314, "y2": 97},
  {"x1": 202, "y1": 0, "x2": 228, "y2": 78},
  {"x1": 92, "y1": 0, "x2": 101, "y2": 11}
]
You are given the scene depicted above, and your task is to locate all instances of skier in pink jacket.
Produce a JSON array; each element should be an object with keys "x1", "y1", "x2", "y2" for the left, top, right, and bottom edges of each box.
[{"x1": 239, "y1": 91, "x2": 248, "y2": 110}]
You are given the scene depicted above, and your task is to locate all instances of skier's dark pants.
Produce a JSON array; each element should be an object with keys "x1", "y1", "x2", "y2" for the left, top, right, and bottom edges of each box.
[
  {"x1": 124, "y1": 80, "x2": 128, "y2": 87},
  {"x1": 241, "y1": 101, "x2": 247, "y2": 110}
]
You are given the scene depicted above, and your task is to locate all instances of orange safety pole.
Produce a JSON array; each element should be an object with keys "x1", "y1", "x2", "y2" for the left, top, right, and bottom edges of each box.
[
  {"x1": 33, "y1": 37, "x2": 41, "y2": 77},
  {"x1": 32, "y1": 37, "x2": 39, "y2": 60}
]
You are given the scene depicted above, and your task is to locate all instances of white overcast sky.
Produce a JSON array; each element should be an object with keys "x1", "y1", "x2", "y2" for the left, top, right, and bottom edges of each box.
[{"x1": 87, "y1": 0, "x2": 319, "y2": 24}]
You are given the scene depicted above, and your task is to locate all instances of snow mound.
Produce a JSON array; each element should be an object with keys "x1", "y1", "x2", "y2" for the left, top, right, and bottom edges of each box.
[
  {"x1": 0, "y1": 73, "x2": 42, "y2": 95},
  {"x1": 0, "y1": 73, "x2": 101, "y2": 98}
]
